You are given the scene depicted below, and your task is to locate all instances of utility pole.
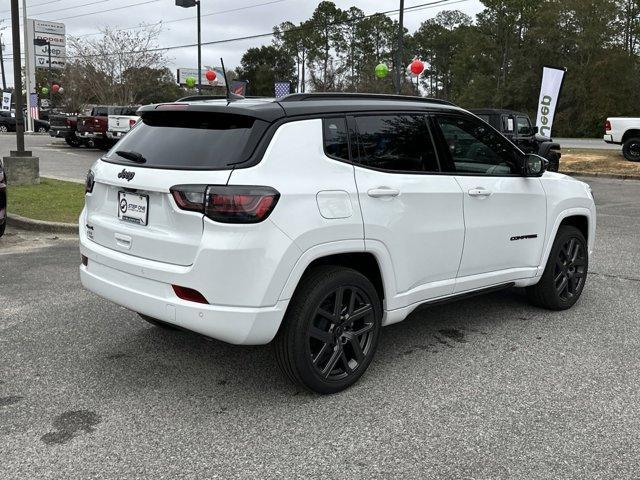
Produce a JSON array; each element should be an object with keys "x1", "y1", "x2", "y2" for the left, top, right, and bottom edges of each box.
[
  {"x1": 175, "y1": 0, "x2": 202, "y2": 95},
  {"x1": 3, "y1": 0, "x2": 39, "y2": 186},
  {"x1": 395, "y1": 0, "x2": 405, "y2": 95},
  {"x1": 0, "y1": 34, "x2": 7, "y2": 91}
]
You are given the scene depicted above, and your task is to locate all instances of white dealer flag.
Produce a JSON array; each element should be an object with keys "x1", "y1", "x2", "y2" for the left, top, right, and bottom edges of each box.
[
  {"x1": 535, "y1": 66, "x2": 566, "y2": 138},
  {"x1": 1, "y1": 92, "x2": 11, "y2": 111}
]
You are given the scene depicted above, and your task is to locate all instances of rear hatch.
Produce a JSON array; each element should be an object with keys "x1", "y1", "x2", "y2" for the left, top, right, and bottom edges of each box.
[
  {"x1": 85, "y1": 109, "x2": 265, "y2": 266},
  {"x1": 50, "y1": 114, "x2": 74, "y2": 129}
]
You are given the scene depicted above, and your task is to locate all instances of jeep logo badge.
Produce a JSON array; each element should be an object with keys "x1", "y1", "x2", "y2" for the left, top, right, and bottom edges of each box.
[{"x1": 118, "y1": 169, "x2": 135, "y2": 182}]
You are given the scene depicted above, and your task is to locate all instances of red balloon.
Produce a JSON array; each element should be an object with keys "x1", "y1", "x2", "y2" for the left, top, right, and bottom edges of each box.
[
  {"x1": 51, "y1": 84, "x2": 60, "y2": 94},
  {"x1": 410, "y1": 59, "x2": 424, "y2": 75},
  {"x1": 205, "y1": 70, "x2": 216, "y2": 82}
]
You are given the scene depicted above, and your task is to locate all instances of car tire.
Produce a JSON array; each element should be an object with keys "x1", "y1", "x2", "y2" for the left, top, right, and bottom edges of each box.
[
  {"x1": 622, "y1": 137, "x2": 640, "y2": 162},
  {"x1": 526, "y1": 225, "x2": 588, "y2": 310},
  {"x1": 0, "y1": 125, "x2": 8, "y2": 133},
  {"x1": 65, "y1": 136, "x2": 81, "y2": 147},
  {"x1": 37, "y1": 127, "x2": 47, "y2": 133},
  {"x1": 138, "y1": 313, "x2": 180, "y2": 330},
  {"x1": 546, "y1": 151, "x2": 560, "y2": 172},
  {"x1": 274, "y1": 265, "x2": 382, "y2": 394}
]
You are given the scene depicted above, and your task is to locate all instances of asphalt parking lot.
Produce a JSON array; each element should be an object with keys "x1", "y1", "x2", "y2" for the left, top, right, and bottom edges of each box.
[{"x1": 2, "y1": 168, "x2": 640, "y2": 476}]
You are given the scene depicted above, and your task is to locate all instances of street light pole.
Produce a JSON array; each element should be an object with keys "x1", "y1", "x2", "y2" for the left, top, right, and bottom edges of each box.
[
  {"x1": 197, "y1": 0, "x2": 202, "y2": 95},
  {"x1": 10, "y1": 0, "x2": 25, "y2": 153},
  {"x1": 395, "y1": 0, "x2": 405, "y2": 95},
  {"x1": 48, "y1": 40, "x2": 52, "y2": 103},
  {"x1": 176, "y1": 0, "x2": 202, "y2": 95}
]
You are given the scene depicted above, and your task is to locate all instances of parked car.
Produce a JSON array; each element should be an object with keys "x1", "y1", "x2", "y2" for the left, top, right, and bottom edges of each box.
[
  {"x1": 0, "y1": 111, "x2": 48, "y2": 133},
  {"x1": 49, "y1": 114, "x2": 83, "y2": 147},
  {"x1": 106, "y1": 106, "x2": 140, "y2": 141},
  {"x1": 79, "y1": 93, "x2": 596, "y2": 394},
  {"x1": 604, "y1": 117, "x2": 640, "y2": 161},
  {"x1": 77, "y1": 106, "x2": 110, "y2": 149},
  {"x1": 470, "y1": 108, "x2": 561, "y2": 172},
  {"x1": 0, "y1": 111, "x2": 14, "y2": 132},
  {"x1": 0, "y1": 159, "x2": 6, "y2": 238}
]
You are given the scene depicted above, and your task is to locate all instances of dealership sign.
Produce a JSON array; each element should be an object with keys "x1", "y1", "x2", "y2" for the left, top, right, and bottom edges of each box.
[
  {"x1": 535, "y1": 66, "x2": 566, "y2": 138},
  {"x1": 26, "y1": 19, "x2": 66, "y2": 71},
  {"x1": 177, "y1": 67, "x2": 226, "y2": 87}
]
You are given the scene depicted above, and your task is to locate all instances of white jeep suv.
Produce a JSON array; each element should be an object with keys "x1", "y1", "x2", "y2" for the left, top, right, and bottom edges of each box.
[{"x1": 80, "y1": 93, "x2": 596, "y2": 394}]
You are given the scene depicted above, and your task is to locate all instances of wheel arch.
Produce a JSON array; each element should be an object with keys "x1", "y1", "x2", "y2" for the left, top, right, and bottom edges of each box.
[
  {"x1": 622, "y1": 129, "x2": 640, "y2": 143},
  {"x1": 537, "y1": 208, "x2": 593, "y2": 277},
  {"x1": 278, "y1": 241, "x2": 391, "y2": 308}
]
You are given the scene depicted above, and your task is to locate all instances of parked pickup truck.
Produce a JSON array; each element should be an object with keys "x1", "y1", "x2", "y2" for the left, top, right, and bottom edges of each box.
[
  {"x1": 604, "y1": 117, "x2": 640, "y2": 161},
  {"x1": 470, "y1": 108, "x2": 561, "y2": 172},
  {"x1": 106, "y1": 106, "x2": 140, "y2": 141},
  {"x1": 77, "y1": 106, "x2": 110, "y2": 149},
  {"x1": 49, "y1": 114, "x2": 82, "y2": 147}
]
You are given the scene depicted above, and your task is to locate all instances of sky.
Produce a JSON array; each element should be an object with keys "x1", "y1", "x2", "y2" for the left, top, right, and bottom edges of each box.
[{"x1": 0, "y1": 0, "x2": 484, "y2": 89}]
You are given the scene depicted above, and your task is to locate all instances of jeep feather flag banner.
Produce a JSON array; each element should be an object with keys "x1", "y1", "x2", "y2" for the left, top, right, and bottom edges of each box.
[
  {"x1": 535, "y1": 66, "x2": 566, "y2": 137},
  {"x1": 1, "y1": 92, "x2": 10, "y2": 111}
]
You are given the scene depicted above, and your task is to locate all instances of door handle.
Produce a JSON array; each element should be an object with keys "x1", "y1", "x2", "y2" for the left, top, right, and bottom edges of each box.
[
  {"x1": 367, "y1": 188, "x2": 400, "y2": 198},
  {"x1": 468, "y1": 188, "x2": 492, "y2": 197}
]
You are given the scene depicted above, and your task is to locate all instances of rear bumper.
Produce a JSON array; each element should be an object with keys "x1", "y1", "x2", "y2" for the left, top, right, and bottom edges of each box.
[
  {"x1": 603, "y1": 134, "x2": 618, "y2": 144},
  {"x1": 80, "y1": 261, "x2": 287, "y2": 345},
  {"x1": 106, "y1": 130, "x2": 128, "y2": 140},
  {"x1": 50, "y1": 127, "x2": 72, "y2": 138},
  {"x1": 79, "y1": 131, "x2": 107, "y2": 139}
]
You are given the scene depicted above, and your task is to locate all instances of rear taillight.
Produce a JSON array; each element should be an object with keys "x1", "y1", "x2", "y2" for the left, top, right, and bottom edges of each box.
[
  {"x1": 171, "y1": 185, "x2": 279, "y2": 223},
  {"x1": 172, "y1": 285, "x2": 208, "y2": 304},
  {"x1": 605, "y1": 120, "x2": 611, "y2": 132},
  {"x1": 129, "y1": 118, "x2": 137, "y2": 127},
  {"x1": 85, "y1": 170, "x2": 95, "y2": 193}
]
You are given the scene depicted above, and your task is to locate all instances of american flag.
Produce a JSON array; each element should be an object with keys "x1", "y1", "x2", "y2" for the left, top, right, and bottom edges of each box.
[
  {"x1": 29, "y1": 93, "x2": 39, "y2": 120},
  {"x1": 274, "y1": 81, "x2": 291, "y2": 98}
]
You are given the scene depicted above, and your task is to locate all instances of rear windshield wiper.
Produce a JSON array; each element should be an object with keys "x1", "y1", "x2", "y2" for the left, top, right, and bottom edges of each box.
[{"x1": 115, "y1": 150, "x2": 147, "y2": 163}]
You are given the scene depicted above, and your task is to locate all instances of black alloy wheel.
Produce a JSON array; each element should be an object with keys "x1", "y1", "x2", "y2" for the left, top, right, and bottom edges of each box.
[
  {"x1": 527, "y1": 225, "x2": 588, "y2": 310},
  {"x1": 308, "y1": 285, "x2": 375, "y2": 381},
  {"x1": 623, "y1": 138, "x2": 640, "y2": 162},
  {"x1": 275, "y1": 266, "x2": 382, "y2": 394},
  {"x1": 553, "y1": 237, "x2": 587, "y2": 301}
]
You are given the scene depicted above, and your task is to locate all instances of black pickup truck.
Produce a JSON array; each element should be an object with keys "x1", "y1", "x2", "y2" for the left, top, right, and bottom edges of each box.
[{"x1": 470, "y1": 108, "x2": 561, "y2": 172}]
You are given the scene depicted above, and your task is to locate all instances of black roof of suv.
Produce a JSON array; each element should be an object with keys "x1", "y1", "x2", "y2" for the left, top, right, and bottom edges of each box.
[{"x1": 139, "y1": 93, "x2": 462, "y2": 122}]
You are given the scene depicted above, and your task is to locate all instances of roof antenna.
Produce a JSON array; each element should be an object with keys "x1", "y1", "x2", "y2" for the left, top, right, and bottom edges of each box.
[{"x1": 220, "y1": 57, "x2": 244, "y2": 102}]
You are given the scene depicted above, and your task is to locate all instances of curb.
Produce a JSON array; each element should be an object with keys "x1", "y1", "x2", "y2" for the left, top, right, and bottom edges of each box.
[
  {"x1": 561, "y1": 171, "x2": 640, "y2": 181},
  {"x1": 7, "y1": 213, "x2": 78, "y2": 234}
]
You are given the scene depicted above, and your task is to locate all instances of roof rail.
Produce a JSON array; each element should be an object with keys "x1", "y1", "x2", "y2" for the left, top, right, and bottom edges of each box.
[
  {"x1": 176, "y1": 95, "x2": 274, "y2": 102},
  {"x1": 278, "y1": 92, "x2": 455, "y2": 106}
]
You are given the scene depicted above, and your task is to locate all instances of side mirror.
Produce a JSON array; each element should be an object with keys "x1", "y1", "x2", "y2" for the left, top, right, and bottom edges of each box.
[{"x1": 524, "y1": 153, "x2": 548, "y2": 176}]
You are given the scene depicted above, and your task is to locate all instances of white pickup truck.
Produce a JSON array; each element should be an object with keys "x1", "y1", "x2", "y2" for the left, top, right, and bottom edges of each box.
[
  {"x1": 604, "y1": 117, "x2": 640, "y2": 161},
  {"x1": 106, "y1": 106, "x2": 140, "y2": 143}
]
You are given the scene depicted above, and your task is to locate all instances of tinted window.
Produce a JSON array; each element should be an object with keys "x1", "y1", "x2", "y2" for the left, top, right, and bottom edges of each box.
[
  {"x1": 103, "y1": 112, "x2": 260, "y2": 169},
  {"x1": 323, "y1": 117, "x2": 350, "y2": 161},
  {"x1": 92, "y1": 107, "x2": 109, "y2": 116},
  {"x1": 436, "y1": 115, "x2": 520, "y2": 175},
  {"x1": 353, "y1": 115, "x2": 439, "y2": 172},
  {"x1": 516, "y1": 116, "x2": 531, "y2": 135}
]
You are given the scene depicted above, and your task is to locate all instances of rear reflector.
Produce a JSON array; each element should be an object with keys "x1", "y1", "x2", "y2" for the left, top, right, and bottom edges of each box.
[{"x1": 172, "y1": 285, "x2": 209, "y2": 304}]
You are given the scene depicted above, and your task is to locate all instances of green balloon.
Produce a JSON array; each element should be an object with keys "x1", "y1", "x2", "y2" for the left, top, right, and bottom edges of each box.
[
  {"x1": 375, "y1": 63, "x2": 389, "y2": 79},
  {"x1": 41, "y1": 87, "x2": 49, "y2": 95},
  {"x1": 185, "y1": 76, "x2": 196, "y2": 88}
]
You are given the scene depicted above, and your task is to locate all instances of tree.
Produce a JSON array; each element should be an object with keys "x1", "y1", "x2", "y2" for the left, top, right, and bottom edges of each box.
[
  {"x1": 306, "y1": 2, "x2": 348, "y2": 91},
  {"x1": 235, "y1": 45, "x2": 295, "y2": 96},
  {"x1": 66, "y1": 24, "x2": 168, "y2": 105}
]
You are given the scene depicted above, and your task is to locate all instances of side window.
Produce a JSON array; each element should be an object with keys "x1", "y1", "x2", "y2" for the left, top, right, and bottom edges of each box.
[
  {"x1": 516, "y1": 116, "x2": 531, "y2": 135},
  {"x1": 436, "y1": 115, "x2": 521, "y2": 175},
  {"x1": 322, "y1": 117, "x2": 350, "y2": 161},
  {"x1": 353, "y1": 114, "x2": 439, "y2": 173}
]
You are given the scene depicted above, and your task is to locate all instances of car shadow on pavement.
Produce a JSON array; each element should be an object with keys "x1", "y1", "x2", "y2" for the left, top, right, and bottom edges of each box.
[{"x1": 91, "y1": 288, "x2": 540, "y2": 400}]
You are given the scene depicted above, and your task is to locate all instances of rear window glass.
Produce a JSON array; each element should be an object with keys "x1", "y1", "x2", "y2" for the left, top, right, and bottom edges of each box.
[{"x1": 103, "y1": 112, "x2": 259, "y2": 169}]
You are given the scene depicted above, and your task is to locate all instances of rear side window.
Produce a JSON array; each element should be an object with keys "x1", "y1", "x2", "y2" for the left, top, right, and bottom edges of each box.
[
  {"x1": 353, "y1": 114, "x2": 439, "y2": 173},
  {"x1": 323, "y1": 117, "x2": 350, "y2": 161},
  {"x1": 103, "y1": 112, "x2": 262, "y2": 169}
]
